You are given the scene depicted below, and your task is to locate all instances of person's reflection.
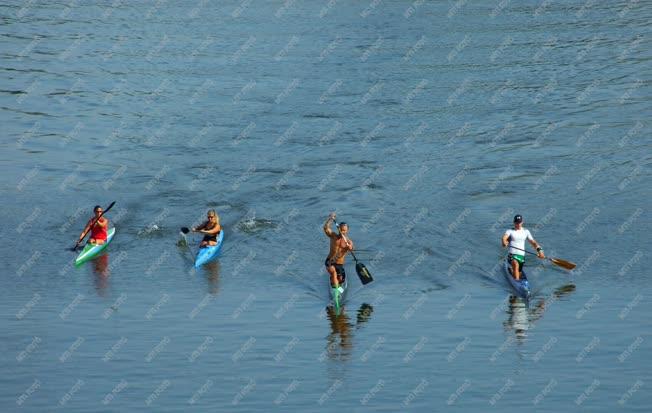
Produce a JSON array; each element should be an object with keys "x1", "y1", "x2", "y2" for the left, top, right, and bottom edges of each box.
[
  {"x1": 325, "y1": 303, "x2": 375, "y2": 361},
  {"x1": 325, "y1": 306, "x2": 352, "y2": 361},
  {"x1": 504, "y1": 284, "x2": 576, "y2": 341},
  {"x1": 203, "y1": 261, "x2": 221, "y2": 296},
  {"x1": 503, "y1": 296, "x2": 531, "y2": 342},
  {"x1": 92, "y1": 254, "x2": 110, "y2": 296}
]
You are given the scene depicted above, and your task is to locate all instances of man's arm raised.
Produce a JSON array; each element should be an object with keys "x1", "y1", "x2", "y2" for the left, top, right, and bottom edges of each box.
[{"x1": 323, "y1": 212, "x2": 337, "y2": 238}]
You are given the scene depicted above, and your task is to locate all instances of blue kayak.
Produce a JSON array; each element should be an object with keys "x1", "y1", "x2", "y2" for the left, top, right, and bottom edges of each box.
[
  {"x1": 194, "y1": 230, "x2": 224, "y2": 268},
  {"x1": 503, "y1": 255, "x2": 531, "y2": 299}
]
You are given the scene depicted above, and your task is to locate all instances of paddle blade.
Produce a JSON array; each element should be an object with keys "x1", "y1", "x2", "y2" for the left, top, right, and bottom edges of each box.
[
  {"x1": 180, "y1": 227, "x2": 190, "y2": 234},
  {"x1": 550, "y1": 257, "x2": 576, "y2": 270},
  {"x1": 356, "y1": 262, "x2": 374, "y2": 285}
]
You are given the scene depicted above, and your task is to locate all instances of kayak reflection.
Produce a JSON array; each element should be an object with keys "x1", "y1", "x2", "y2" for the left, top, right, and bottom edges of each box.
[
  {"x1": 92, "y1": 254, "x2": 110, "y2": 296},
  {"x1": 202, "y1": 260, "x2": 221, "y2": 296},
  {"x1": 325, "y1": 306, "x2": 352, "y2": 361},
  {"x1": 503, "y1": 284, "x2": 576, "y2": 341},
  {"x1": 324, "y1": 303, "x2": 375, "y2": 362},
  {"x1": 177, "y1": 240, "x2": 221, "y2": 295},
  {"x1": 503, "y1": 296, "x2": 539, "y2": 342}
]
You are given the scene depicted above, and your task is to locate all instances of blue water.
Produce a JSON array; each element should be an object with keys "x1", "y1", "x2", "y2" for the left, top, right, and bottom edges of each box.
[{"x1": 1, "y1": 1, "x2": 651, "y2": 411}]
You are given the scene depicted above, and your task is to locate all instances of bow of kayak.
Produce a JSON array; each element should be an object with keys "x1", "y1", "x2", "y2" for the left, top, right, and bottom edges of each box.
[
  {"x1": 194, "y1": 230, "x2": 225, "y2": 268},
  {"x1": 75, "y1": 227, "x2": 116, "y2": 266},
  {"x1": 503, "y1": 256, "x2": 531, "y2": 299}
]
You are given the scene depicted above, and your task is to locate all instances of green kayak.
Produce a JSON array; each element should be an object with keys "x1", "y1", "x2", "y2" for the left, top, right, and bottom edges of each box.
[{"x1": 75, "y1": 228, "x2": 116, "y2": 266}]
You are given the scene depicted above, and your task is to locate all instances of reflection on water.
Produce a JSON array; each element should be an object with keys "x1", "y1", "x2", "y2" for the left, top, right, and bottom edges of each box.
[
  {"x1": 177, "y1": 244, "x2": 193, "y2": 268},
  {"x1": 326, "y1": 306, "x2": 352, "y2": 361},
  {"x1": 356, "y1": 303, "x2": 374, "y2": 326},
  {"x1": 202, "y1": 260, "x2": 221, "y2": 296},
  {"x1": 503, "y1": 296, "x2": 540, "y2": 342},
  {"x1": 177, "y1": 241, "x2": 222, "y2": 295},
  {"x1": 504, "y1": 284, "x2": 576, "y2": 342},
  {"x1": 92, "y1": 254, "x2": 110, "y2": 296},
  {"x1": 325, "y1": 303, "x2": 375, "y2": 362},
  {"x1": 553, "y1": 284, "x2": 576, "y2": 297}
]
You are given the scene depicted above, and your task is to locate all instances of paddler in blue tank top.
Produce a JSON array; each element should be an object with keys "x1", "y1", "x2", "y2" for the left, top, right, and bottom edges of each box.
[
  {"x1": 193, "y1": 209, "x2": 221, "y2": 247},
  {"x1": 502, "y1": 214, "x2": 545, "y2": 280}
]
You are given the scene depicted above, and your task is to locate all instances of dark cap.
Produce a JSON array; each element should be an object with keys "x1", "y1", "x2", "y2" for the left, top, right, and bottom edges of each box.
[{"x1": 513, "y1": 215, "x2": 523, "y2": 223}]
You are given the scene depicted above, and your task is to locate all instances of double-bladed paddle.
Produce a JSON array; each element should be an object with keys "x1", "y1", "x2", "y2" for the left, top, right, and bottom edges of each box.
[
  {"x1": 508, "y1": 245, "x2": 576, "y2": 270},
  {"x1": 72, "y1": 201, "x2": 115, "y2": 251}
]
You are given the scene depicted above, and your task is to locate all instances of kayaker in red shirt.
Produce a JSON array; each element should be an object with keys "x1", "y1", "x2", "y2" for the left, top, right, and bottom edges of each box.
[
  {"x1": 76, "y1": 205, "x2": 109, "y2": 247},
  {"x1": 193, "y1": 209, "x2": 221, "y2": 247}
]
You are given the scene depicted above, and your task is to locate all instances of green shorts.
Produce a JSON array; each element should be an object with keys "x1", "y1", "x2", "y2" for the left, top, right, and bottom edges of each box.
[{"x1": 508, "y1": 253, "x2": 525, "y2": 270}]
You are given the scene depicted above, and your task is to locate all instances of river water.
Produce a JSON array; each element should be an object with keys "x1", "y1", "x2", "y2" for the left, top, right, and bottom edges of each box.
[{"x1": 1, "y1": 1, "x2": 650, "y2": 411}]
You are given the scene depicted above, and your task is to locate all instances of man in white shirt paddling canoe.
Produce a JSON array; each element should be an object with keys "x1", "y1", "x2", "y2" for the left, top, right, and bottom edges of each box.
[{"x1": 502, "y1": 214, "x2": 545, "y2": 280}]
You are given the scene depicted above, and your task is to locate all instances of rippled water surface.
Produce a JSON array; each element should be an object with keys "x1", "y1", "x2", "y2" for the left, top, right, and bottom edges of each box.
[{"x1": 1, "y1": 1, "x2": 651, "y2": 411}]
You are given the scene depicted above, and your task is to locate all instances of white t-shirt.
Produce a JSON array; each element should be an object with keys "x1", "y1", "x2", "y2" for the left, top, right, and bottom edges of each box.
[{"x1": 504, "y1": 228, "x2": 533, "y2": 255}]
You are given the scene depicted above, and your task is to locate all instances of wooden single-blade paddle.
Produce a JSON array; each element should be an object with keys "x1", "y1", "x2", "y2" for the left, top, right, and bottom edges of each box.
[
  {"x1": 72, "y1": 201, "x2": 115, "y2": 250},
  {"x1": 336, "y1": 222, "x2": 374, "y2": 284},
  {"x1": 508, "y1": 245, "x2": 576, "y2": 270}
]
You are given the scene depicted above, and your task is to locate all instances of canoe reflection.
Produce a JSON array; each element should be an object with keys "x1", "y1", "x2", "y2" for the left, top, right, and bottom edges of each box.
[
  {"x1": 503, "y1": 296, "x2": 532, "y2": 341},
  {"x1": 324, "y1": 303, "x2": 374, "y2": 362},
  {"x1": 203, "y1": 260, "x2": 221, "y2": 296},
  {"x1": 504, "y1": 284, "x2": 576, "y2": 341},
  {"x1": 92, "y1": 254, "x2": 110, "y2": 296}
]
